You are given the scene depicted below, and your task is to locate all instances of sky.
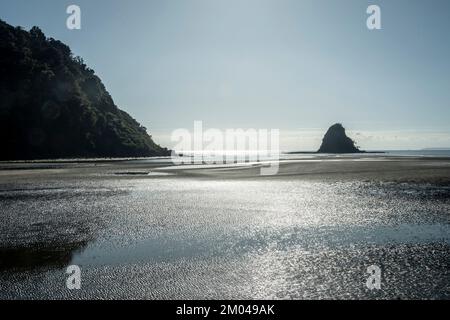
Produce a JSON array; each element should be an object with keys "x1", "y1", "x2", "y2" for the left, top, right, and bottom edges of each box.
[{"x1": 1, "y1": 0, "x2": 449, "y2": 151}]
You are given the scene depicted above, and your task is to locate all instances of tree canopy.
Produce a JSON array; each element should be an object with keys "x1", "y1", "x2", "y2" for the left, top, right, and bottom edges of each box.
[{"x1": 0, "y1": 20, "x2": 169, "y2": 160}]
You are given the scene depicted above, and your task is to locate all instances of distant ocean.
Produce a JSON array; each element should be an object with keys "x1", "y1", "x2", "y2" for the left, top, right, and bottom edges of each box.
[
  {"x1": 131, "y1": 149, "x2": 450, "y2": 165},
  {"x1": 3, "y1": 150, "x2": 448, "y2": 165},
  {"x1": 382, "y1": 150, "x2": 450, "y2": 157},
  {"x1": 284, "y1": 149, "x2": 450, "y2": 157}
]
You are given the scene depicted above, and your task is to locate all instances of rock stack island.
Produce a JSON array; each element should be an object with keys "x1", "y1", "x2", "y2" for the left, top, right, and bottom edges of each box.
[{"x1": 318, "y1": 123, "x2": 363, "y2": 153}]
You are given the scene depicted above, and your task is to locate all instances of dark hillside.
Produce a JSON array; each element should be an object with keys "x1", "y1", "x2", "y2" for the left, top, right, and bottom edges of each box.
[{"x1": 0, "y1": 20, "x2": 169, "y2": 160}]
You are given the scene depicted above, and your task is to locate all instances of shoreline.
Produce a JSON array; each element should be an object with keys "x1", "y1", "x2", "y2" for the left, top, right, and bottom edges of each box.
[{"x1": 0, "y1": 155, "x2": 449, "y2": 184}]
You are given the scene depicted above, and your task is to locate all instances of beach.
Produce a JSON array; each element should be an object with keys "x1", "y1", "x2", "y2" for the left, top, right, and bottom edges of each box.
[{"x1": 0, "y1": 155, "x2": 449, "y2": 299}]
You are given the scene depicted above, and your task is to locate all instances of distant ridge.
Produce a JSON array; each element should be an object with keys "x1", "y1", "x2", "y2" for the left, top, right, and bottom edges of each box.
[{"x1": 0, "y1": 20, "x2": 169, "y2": 160}]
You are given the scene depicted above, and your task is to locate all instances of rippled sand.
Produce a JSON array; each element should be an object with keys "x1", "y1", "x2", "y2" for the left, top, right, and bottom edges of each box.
[{"x1": 0, "y1": 156, "x2": 449, "y2": 299}]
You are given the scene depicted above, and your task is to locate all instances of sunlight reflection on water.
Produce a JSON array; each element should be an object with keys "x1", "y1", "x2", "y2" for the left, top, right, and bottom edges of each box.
[{"x1": 0, "y1": 178, "x2": 449, "y2": 299}]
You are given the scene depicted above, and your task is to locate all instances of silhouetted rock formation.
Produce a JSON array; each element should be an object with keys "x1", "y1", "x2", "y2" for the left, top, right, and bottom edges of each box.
[
  {"x1": 0, "y1": 20, "x2": 169, "y2": 160},
  {"x1": 318, "y1": 123, "x2": 362, "y2": 153}
]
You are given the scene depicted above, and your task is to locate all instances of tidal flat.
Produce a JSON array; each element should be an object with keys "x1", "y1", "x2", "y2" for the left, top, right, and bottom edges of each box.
[{"x1": 0, "y1": 155, "x2": 449, "y2": 299}]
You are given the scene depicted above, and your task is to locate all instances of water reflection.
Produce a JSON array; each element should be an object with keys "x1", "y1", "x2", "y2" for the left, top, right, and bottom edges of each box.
[
  {"x1": 1, "y1": 176, "x2": 449, "y2": 299},
  {"x1": 0, "y1": 241, "x2": 88, "y2": 271}
]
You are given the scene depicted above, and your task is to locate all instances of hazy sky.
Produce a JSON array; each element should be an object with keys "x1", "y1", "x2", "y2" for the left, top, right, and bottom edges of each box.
[{"x1": 1, "y1": 0, "x2": 449, "y2": 150}]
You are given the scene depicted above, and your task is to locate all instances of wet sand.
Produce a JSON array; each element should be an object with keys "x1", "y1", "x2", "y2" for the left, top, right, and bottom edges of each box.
[
  {"x1": 1, "y1": 155, "x2": 450, "y2": 183},
  {"x1": 0, "y1": 155, "x2": 449, "y2": 299}
]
